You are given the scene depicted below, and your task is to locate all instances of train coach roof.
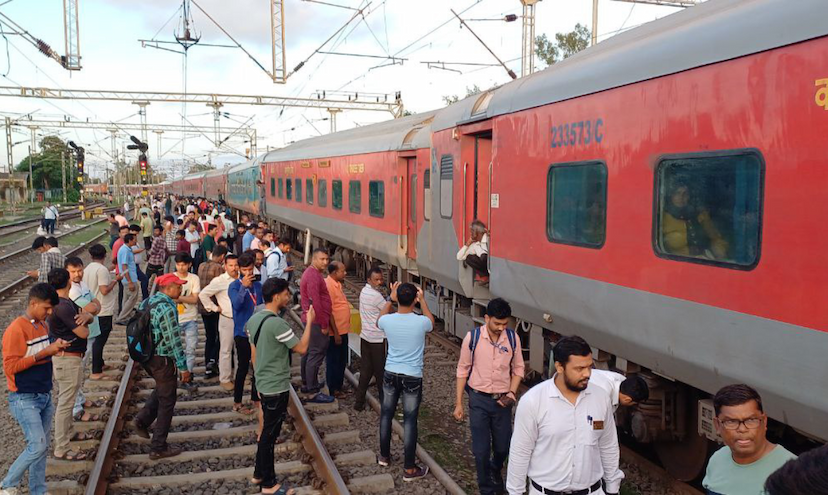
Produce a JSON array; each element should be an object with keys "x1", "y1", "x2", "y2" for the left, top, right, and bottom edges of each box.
[
  {"x1": 204, "y1": 167, "x2": 226, "y2": 178},
  {"x1": 262, "y1": 111, "x2": 437, "y2": 162},
  {"x1": 433, "y1": 0, "x2": 828, "y2": 131},
  {"x1": 228, "y1": 156, "x2": 264, "y2": 175}
]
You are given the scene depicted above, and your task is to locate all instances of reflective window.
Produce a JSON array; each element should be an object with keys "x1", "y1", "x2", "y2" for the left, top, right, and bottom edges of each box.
[
  {"x1": 318, "y1": 179, "x2": 327, "y2": 207},
  {"x1": 423, "y1": 169, "x2": 431, "y2": 221},
  {"x1": 286, "y1": 177, "x2": 292, "y2": 200},
  {"x1": 369, "y1": 181, "x2": 384, "y2": 218},
  {"x1": 439, "y1": 155, "x2": 453, "y2": 218},
  {"x1": 332, "y1": 180, "x2": 343, "y2": 210},
  {"x1": 410, "y1": 175, "x2": 417, "y2": 222},
  {"x1": 546, "y1": 161, "x2": 607, "y2": 248},
  {"x1": 270, "y1": 178, "x2": 276, "y2": 197},
  {"x1": 278, "y1": 178, "x2": 283, "y2": 199},
  {"x1": 295, "y1": 179, "x2": 301, "y2": 203},
  {"x1": 306, "y1": 178, "x2": 313, "y2": 205},
  {"x1": 655, "y1": 150, "x2": 763, "y2": 269},
  {"x1": 349, "y1": 180, "x2": 361, "y2": 214}
]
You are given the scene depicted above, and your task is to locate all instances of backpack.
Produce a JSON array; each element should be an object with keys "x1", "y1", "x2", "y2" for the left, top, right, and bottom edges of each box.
[
  {"x1": 264, "y1": 251, "x2": 282, "y2": 279},
  {"x1": 251, "y1": 314, "x2": 277, "y2": 347},
  {"x1": 126, "y1": 301, "x2": 159, "y2": 363},
  {"x1": 468, "y1": 326, "x2": 517, "y2": 376}
]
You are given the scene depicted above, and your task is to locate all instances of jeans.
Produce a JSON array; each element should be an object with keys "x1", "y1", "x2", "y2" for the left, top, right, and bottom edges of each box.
[
  {"x1": 92, "y1": 316, "x2": 114, "y2": 374},
  {"x1": 253, "y1": 392, "x2": 289, "y2": 489},
  {"x1": 2, "y1": 392, "x2": 53, "y2": 495},
  {"x1": 355, "y1": 339, "x2": 386, "y2": 407},
  {"x1": 379, "y1": 371, "x2": 423, "y2": 469},
  {"x1": 468, "y1": 389, "x2": 513, "y2": 495},
  {"x1": 179, "y1": 320, "x2": 199, "y2": 373},
  {"x1": 326, "y1": 335, "x2": 348, "y2": 394},
  {"x1": 137, "y1": 266, "x2": 149, "y2": 300},
  {"x1": 43, "y1": 218, "x2": 55, "y2": 235},
  {"x1": 300, "y1": 324, "x2": 328, "y2": 391},
  {"x1": 109, "y1": 234, "x2": 118, "y2": 249},
  {"x1": 234, "y1": 336, "x2": 258, "y2": 404},
  {"x1": 135, "y1": 356, "x2": 178, "y2": 453},
  {"x1": 53, "y1": 355, "x2": 83, "y2": 456},
  {"x1": 202, "y1": 312, "x2": 220, "y2": 368}
]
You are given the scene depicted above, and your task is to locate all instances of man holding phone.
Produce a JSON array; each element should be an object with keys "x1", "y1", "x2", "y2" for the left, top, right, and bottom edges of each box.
[{"x1": 454, "y1": 298, "x2": 525, "y2": 495}]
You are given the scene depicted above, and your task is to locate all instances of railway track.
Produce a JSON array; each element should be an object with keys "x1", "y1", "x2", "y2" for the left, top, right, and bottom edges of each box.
[{"x1": 0, "y1": 202, "x2": 106, "y2": 239}]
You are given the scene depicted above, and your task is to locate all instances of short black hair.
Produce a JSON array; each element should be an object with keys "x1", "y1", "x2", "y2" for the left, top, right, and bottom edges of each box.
[
  {"x1": 486, "y1": 298, "x2": 512, "y2": 319},
  {"x1": 153, "y1": 224, "x2": 163, "y2": 232},
  {"x1": 129, "y1": 224, "x2": 141, "y2": 232},
  {"x1": 48, "y1": 267, "x2": 70, "y2": 291},
  {"x1": 262, "y1": 277, "x2": 289, "y2": 303},
  {"x1": 88, "y1": 243, "x2": 107, "y2": 260},
  {"x1": 164, "y1": 215, "x2": 174, "y2": 223},
  {"x1": 176, "y1": 229, "x2": 185, "y2": 237},
  {"x1": 119, "y1": 225, "x2": 129, "y2": 232},
  {"x1": 765, "y1": 444, "x2": 828, "y2": 495},
  {"x1": 238, "y1": 252, "x2": 256, "y2": 268},
  {"x1": 225, "y1": 253, "x2": 238, "y2": 262},
  {"x1": 253, "y1": 249, "x2": 264, "y2": 257},
  {"x1": 327, "y1": 261, "x2": 342, "y2": 274},
  {"x1": 553, "y1": 335, "x2": 592, "y2": 366},
  {"x1": 32, "y1": 236, "x2": 46, "y2": 250},
  {"x1": 207, "y1": 223, "x2": 217, "y2": 232},
  {"x1": 260, "y1": 240, "x2": 271, "y2": 249},
  {"x1": 212, "y1": 245, "x2": 228, "y2": 259},
  {"x1": 124, "y1": 233, "x2": 135, "y2": 244},
  {"x1": 64, "y1": 256, "x2": 84, "y2": 269},
  {"x1": 312, "y1": 247, "x2": 327, "y2": 257},
  {"x1": 367, "y1": 267, "x2": 383, "y2": 279},
  {"x1": 396, "y1": 282, "x2": 417, "y2": 307},
  {"x1": 620, "y1": 376, "x2": 649, "y2": 403},
  {"x1": 175, "y1": 252, "x2": 193, "y2": 265},
  {"x1": 44, "y1": 236, "x2": 59, "y2": 248},
  {"x1": 278, "y1": 239, "x2": 291, "y2": 248},
  {"x1": 141, "y1": 212, "x2": 148, "y2": 216},
  {"x1": 713, "y1": 384, "x2": 763, "y2": 416},
  {"x1": 29, "y1": 282, "x2": 59, "y2": 306}
]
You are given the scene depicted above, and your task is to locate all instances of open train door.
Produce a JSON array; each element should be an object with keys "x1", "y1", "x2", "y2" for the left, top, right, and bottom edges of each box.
[
  {"x1": 458, "y1": 126, "x2": 493, "y2": 297},
  {"x1": 405, "y1": 157, "x2": 418, "y2": 260}
]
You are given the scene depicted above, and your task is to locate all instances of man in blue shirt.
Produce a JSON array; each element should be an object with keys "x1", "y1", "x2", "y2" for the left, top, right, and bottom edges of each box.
[
  {"x1": 229, "y1": 252, "x2": 263, "y2": 416},
  {"x1": 242, "y1": 225, "x2": 256, "y2": 253},
  {"x1": 377, "y1": 282, "x2": 434, "y2": 482},
  {"x1": 115, "y1": 234, "x2": 140, "y2": 325}
]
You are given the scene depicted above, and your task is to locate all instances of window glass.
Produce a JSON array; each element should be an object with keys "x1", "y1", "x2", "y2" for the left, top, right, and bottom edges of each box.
[
  {"x1": 270, "y1": 178, "x2": 276, "y2": 197},
  {"x1": 349, "y1": 180, "x2": 361, "y2": 214},
  {"x1": 295, "y1": 178, "x2": 301, "y2": 203},
  {"x1": 410, "y1": 175, "x2": 417, "y2": 222},
  {"x1": 278, "y1": 178, "x2": 283, "y2": 199},
  {"x1": 286, "y1": 177, "x2": 292, "y2": 200},
  {"x1": 318, "y1": 179, "x2": 327, "y2": 207},
  {"x1": 369, "y1": 181, "x2": 384, "y2": 218},
  {"x1": 332, "y1": 180, "x2": 343, "y2": 210},
  {"x1": 655, "y1": 151, "x2": 763, "y2": 268},
  {"x1": 306, "y1": 178, "x2": 313, "y2": 205},
  {"x1": 423, "y1": 169, "x2": 431, "y2": 221},
  {"x1": 546, "y1": 161, "x2": 607, "y2": 248},
  {"x1": 439, "y1": 155, "x2": 453, "y2": 218}
]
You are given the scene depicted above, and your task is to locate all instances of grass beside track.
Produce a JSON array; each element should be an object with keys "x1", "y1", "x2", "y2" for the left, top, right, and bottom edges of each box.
[{"x1": 59, "y1": 225, "x2": 110, "y2": 247}]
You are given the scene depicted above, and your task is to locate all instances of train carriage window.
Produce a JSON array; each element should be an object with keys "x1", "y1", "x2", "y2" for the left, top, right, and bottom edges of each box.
[
  {"x1": 306, "y1": 179, "x2": 314, "y2": 205},
  {"x1": 410, "y1": 175, "x2": 417, "y2": 222},
  {"x1": 295, "y1": 179, "x2": 301, "y2": 203},
  {"x1": 654, "y1": 150, "x2": 763, "y2": 269},
  {"x1": 423, "y1": 169, "x2": 431, "y2": 221},
  {"x1": 349, "y1": 180, "x2": 361, "y2": 214},
  {"x1": 318, "y1": 179, "x2": 327, "y2": 207},
  {"x1": 439, "y1": 155, "x2": 453, "y2": 219},
  {"x1": 369, "y1": 181, "x2": 384, "y2": 218},
  {"x1": 278, "y1": 178, "x2": 283, "y2": 199},
  {"x1": 286, "y1": 178, "x2": 292, "y2": 200},
  {"x1": 270, "y1": 178, "x2": 276, "y2": 197},
  {"x1": 332, "y1": 180, "x2": 343, "y2": 210},
  {"x1": 546, "y1": 161, "x2": 607, "y2": 248}
]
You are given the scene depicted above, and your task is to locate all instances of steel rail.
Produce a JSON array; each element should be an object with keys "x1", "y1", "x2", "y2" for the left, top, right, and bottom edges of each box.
[
  {"x1": 0, "y1": 202, "x2": 107, "y2": 240},
  {"x1": 0, "y1": 213, "x2": 112, "y2": 266}
]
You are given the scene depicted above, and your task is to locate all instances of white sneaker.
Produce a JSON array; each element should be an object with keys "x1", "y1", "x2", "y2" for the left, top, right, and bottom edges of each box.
[{"x1": 0, "y1": 487, "x2": 20, "y2": 495}]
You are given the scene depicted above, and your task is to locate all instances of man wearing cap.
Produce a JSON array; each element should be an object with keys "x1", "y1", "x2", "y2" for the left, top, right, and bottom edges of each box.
[{"x1": 132, "y1": 273, "x2": 191, "y2": 460}]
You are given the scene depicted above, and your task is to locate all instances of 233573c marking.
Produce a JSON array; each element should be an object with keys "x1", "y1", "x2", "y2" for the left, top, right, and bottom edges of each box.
[{"x1": 551, "y1": 119, "x2": 604, "y2": 148}]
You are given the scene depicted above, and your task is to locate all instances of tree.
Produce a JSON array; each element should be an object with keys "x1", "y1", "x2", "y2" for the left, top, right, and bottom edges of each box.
[
  {"x1": 535, "y1": 23, "x2": 591, "y2": 68},
  {"x1": 442, "y1": 84, "x2": 484, "y2": 106},
  {"x1": 15, "y1": 135, "x2": 80, "y2": 192}
]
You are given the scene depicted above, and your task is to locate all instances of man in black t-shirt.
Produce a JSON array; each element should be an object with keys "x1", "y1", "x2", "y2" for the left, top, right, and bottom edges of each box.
[{"x1": 47, "y1": 268, "x2": 93, "y2": 461}]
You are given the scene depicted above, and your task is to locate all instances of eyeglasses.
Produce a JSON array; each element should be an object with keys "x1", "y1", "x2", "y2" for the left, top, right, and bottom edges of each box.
[{"x1": 718, "y1": 417, "x2": 763, "y2": 430}]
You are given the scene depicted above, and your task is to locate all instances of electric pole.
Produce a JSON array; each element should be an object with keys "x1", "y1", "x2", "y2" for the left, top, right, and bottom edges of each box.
[
  {"x1": 521, "y1": 0, "x2": 541, "y2": 77},
  {"x1": 61, "y1": 150, "x2": 67, "y2": 203}
]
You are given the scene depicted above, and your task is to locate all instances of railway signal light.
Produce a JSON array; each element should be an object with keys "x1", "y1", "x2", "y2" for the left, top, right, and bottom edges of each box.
[{"x1": 139, "y1": 154, "x2": 148, "y2": 185}]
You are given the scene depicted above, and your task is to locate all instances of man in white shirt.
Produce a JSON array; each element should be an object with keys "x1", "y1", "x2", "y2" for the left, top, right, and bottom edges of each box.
[
  {"x1": 355, "y1": 267, "x2": 387, "y2": 411},
  {"x1": 185, "y1": 222, "x2": 201, "y2": 260},
  {"x1": 457, "y1": 219, "x2": 490, "y2": 279},
  {"x1": 199, "y1": 254, "x2": 239, "y2": 391},
  {"x1": 265, "y1": 240, "x2": 293, "y2": 281},
  {"x1": 220, "y1": 213, "x2": 233, "y2": 239},
  {"x1": 42, "y1": 201, "x2": 59, "y2": 235},
  {"x1": 84, "y1": 244, "x2": 121, "y2": 380},
  {"x1": 589, "y1": 369, "x2": 649, "y2": 413},
  {"x1": 507, "y1": 336, "x2": 624, "y2": 495}
]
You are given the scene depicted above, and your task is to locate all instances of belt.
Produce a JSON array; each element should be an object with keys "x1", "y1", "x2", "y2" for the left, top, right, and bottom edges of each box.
[
  {"x1": 55, "y1": 351, "x2": 83, "y2": 357},
  {"x1": 531, "y1": 480, "x2": 602, "y2": 495},
  {"x1": 468, "y1": 387, "x2": 507, "y2": 400}
]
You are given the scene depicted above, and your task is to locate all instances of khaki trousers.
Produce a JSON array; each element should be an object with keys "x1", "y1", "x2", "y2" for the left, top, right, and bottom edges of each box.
[
  {"x1": 52, "y1": 355, "x2": 83, "y2": 456},
  {"x1": 218, "y1": 315, "x2": 235, "y2": 384}
]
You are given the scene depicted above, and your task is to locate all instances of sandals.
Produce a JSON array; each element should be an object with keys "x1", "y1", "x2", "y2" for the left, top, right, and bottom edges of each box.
[
  {"x1": 54, "y1": 450, "x2": 88, "y2": 461},
  {"x1": 261, "y1": 484, "x2": 293, "y2": 495},
  {"x1": 81, "y1": 399, "x2": 104, "y2": 408},
  {"x1": 70, "y1": 431, "x2": 92, "y2": 441},
  {"x1": 233, "y1": 403, "x2": 255, "y2": 415},
  {"x1": 89, "y1": 374, "x2": 114, "y2": 381},
  {"x1": 73, "y1": 411, "x2": 100, "y2": 422}
]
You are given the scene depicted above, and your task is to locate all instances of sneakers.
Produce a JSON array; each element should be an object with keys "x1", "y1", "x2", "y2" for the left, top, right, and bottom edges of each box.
[
  {"x1": 307, "y1": 393, "x2": 335, "y2": 404},
  {"x1": 133, "y1": 420, "x2": 150, "y2": 439},
  {"x1": 181, "y1": 381, "x2": 198, "y2": 392},
  {"x1": 377, "y1": 455, "x2": 390, "y2": 467},
  {"x1": 403, "y1": 465, "x2": 429, "y2": 482},
  {"x1": 148, "y1": 446, "x2": 182, "y2": 460}
]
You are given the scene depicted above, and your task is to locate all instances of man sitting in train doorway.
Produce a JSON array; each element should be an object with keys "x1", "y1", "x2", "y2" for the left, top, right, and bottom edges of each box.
[{"x1": 457, "y1": 219, "x2": 489, "y2": 283}]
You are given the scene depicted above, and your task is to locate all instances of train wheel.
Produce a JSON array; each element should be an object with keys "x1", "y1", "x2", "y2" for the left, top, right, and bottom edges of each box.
[{"x1": 653, "y1": 392, "x2": 713, "y2": 481}]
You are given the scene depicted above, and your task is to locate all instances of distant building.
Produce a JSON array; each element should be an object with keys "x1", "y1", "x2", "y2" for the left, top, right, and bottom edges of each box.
[{"x1": 0, "y1": 172, "x2": 28, "y2": 204}]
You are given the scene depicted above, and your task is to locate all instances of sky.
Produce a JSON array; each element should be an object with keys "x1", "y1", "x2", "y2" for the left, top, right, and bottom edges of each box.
[{"x1": 0, "y1": 0, "x2": 691, "y2": 181}]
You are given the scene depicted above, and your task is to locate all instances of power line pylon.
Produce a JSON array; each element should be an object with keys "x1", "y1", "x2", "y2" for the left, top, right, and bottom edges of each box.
[
  {"x1": 63, "y1": 0, "x2": 81, "y2": 70},
  {"x1": 271, "y1": 0, "x2": 287, "y2": 84},
  {"x1": 520, "y1": 0, "x2": 541, "y2": 78}
]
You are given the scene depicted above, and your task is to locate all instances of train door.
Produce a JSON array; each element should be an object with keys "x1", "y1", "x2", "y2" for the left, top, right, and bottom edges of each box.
[
  {"x1": 465, "y1": 133, "x2": 492, "y2": 237},
  {"x1": 406, "y1": 157, "x2": 418, "y2": 259}
]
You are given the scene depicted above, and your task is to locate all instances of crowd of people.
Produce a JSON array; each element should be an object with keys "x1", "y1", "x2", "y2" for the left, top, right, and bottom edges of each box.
[{"x1": 0, "y1": 196, "x2": 824, "y2": 495}]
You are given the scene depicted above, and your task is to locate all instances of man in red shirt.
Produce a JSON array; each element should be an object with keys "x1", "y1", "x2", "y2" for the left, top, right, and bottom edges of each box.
[
  {"x1": 324, "y1": 261, "x2": 351, "y2": 399},
  {"x1": 299, "y1": 248, "x2": 333, "y2": 403}
]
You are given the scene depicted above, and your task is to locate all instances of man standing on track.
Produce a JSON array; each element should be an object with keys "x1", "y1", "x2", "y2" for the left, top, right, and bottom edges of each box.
[
  {"x1": 1, "y1": 283, "x2": 69, "y2": 495},
  {"x1": 299, "y1": 248, "x2": 334, "y2": 404},
  {"x1": 146, "y1": 224, "x2": 167, "y2": 283},
  {"x1": 249, "y1": 278, "x2": 314, "y2": 495},
  {"x1": 163, "y1": 217, "x2": 178, "y2": 274},
  {"x1": 115, "y1": 233, "x2": 140, "y2": 325},
  {"x1": 128, "y1": 224, "x2": 149, "y2": 299},
  {"x1": 506, "y1": 335, "x2": 624, "y2": 495},
  {"x1": 27, "y1": 237, "x2": 64, "y2": 284},
  {"x1": 132, "y1": 273, "x2": 190, "y2": 461},
  {"x1": 325, "y1": 261, "x2": 350, "y2": 399},
  {"x1": 197, "y1": 245, "x2": 227, "y2": 379},
  {"x1": 173, "y1": 253, "x2": 201, "y2": 385},
  {"x1": 42, "y1": 201, "x2": 59, "y2": 235},
  {"x1": 454, "y1": 298, "x2": 524, "y2": 495},
  {"x1": 229, "y1": 252, "x2": 263, "y2": 414},
  {"x1": 140, "y1": 212, "x2": 154, "y2": 251},
  {"x1": 355, "y1": 267, "x2": 387, "y2": 411},
  {"x1": 65, "y1": 257, "x2": 102, "y2": 424},
  {"x1": 85, "y1": 244, "x2": 120, "y2": 380},
  {"x1": 199, "y1": 254, "x2": 240, "y2": 391}
]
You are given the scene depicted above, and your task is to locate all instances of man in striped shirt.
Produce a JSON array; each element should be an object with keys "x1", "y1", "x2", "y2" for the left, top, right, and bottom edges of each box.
[
  {"x1": 27, "y1": 237, "x2": 64, "y2": 283},
  {"x1": 132, "y1": 274, "x2": 190, "y2": 460}
]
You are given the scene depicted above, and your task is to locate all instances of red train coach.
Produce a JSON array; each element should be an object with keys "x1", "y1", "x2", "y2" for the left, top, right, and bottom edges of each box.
[{"x1": 204, "y1": 167, "x2": 227, "y2": 203}]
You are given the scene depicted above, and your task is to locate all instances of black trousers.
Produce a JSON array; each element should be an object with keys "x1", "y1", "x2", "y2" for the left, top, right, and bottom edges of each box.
[
  {"x1": 143, "y1": 236, "x2": 152, "y2": 250},
  {"x1": 201, "y1": 312, "x2": 220, "y2": 367},
  {"x1": 254, "y1": 392, "x2": 289, "y2": 489},
  {"x1": 234, "y1": 336, "x2": 258, "y2": 404},
  {"x1": 135, "y1": 356, "x2": 178, "y2": 453},
  {"x1": 468, "y1": 389, "x2": 513, "y2": 495},
  {"x1": 91, "y1": 316, "x2": 113, "y2": 374},
  {"x1": 355, "y1": 339, "x2": 386, "y2": 408},
  {"x1": 325, "y1": 335, "x2": 348, "y2": 394},
  {"x1": 465, "y1": 253, "x2": 489, "y2": 278}
]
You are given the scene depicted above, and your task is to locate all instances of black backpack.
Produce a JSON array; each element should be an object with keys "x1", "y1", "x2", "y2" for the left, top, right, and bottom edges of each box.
[{"x1": 126, "y1": 301, "x2": 158, "y2": 363}]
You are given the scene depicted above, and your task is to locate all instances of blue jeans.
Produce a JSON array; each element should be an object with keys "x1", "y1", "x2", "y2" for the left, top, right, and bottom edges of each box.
[
  {"x1": 180, "y1": 320, "x2": 199, "y2": 372},
  {"x1": 379, "y1": 371, "x2": 422, "y2": 469},
  {"x1": 2, "y1": 392, "x2": 54, "y2": 495},
  {"x1": 468, "y1": 389, "x2": 513, "y2": 495}
]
